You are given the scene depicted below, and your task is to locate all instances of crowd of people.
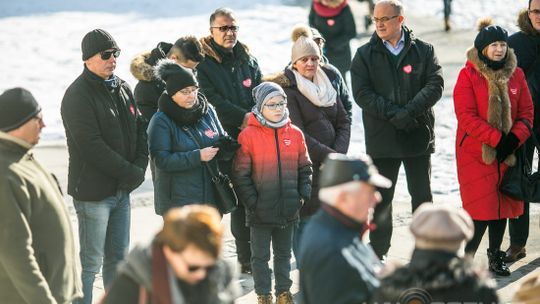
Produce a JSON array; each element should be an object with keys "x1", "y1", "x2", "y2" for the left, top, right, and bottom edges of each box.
[{"x1": 1, "y1": 0, "x2": 540, "y2": 303}]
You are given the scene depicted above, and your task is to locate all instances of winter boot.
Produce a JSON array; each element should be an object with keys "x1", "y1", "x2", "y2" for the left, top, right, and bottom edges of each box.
[
  {"x1": 487, "y1": 248, "x2": 511, "y2": 276},
  {"x1": 276, "y1": 291, "x2": 294, "y2": 304},
  {"x1": 257, "y1": 294, "x2": 273, "y2": 304},
  {"x1": 444, "y1": 16, "x2": 451, "y2": 32}
]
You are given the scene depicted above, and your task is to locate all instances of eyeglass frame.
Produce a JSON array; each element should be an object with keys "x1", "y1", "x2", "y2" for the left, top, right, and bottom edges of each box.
[
  {"x1": 210, "y1": 25, "x2": 239, "y2": 33},
  {"x1": 371, "y1": 15, "x2": 399, "y2": 24},
  {"x1": 177, "y1": 252, "x2": 216, "y2": 273},
  {"x1": 100, "y1": 49, "x2": 121, "y2": 60},
  {"x1": 264, "y1": 101, "x2": 287, "y2": 110},
  {"x1": 178, "y1": 87, "x2": 199, "y2": 96}
]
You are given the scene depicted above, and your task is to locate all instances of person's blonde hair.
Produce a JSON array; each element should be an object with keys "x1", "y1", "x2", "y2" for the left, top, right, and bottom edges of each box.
[{"x1": 155, "y1": 205, "x2": 223, "y2": 259}]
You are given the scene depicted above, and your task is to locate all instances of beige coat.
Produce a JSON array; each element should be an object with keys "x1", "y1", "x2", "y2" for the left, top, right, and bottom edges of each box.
[{"x1": 0, "y1": 132, "x2": 81, "y2": 304}]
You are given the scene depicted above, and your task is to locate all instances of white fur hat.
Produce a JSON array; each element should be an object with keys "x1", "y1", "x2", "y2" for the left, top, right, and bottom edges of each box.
[{"x1": 290, "y1": 24, "x2": 320, "y2": 64}]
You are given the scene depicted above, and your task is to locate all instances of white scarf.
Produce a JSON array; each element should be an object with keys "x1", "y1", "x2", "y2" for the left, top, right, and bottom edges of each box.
[{"x1": 291, "y1": 67, "x2": 337, "y2": 107}]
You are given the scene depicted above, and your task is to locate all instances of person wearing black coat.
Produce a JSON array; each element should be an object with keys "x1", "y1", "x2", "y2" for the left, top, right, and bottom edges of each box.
[
  {"x1": 196, "y1": 8, "x2": 262, "y2": 275},
  {"x1": 309, "y1": 0, "x2": 357, "y2": 79},
  {"x1": 61, "y1": 29, "x2": 148, "y2": 304},
  {"x1": 351, "y1": 0, "x2": 443, "y2": 260},
  {"x1": 504, "y1": 0, "x2": 540, "y2": 263}
]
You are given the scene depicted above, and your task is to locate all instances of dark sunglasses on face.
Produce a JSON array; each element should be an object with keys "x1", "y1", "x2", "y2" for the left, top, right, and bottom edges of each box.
[
  {"x1": 100, "y1": 50, "x2": 121, "y2": 60},
  {"x1": 211, "y1": 25, "x2": 239, "y2": 33},
  {"x1": 187, "y1": 263, "x2": 216, "y2": 273}
]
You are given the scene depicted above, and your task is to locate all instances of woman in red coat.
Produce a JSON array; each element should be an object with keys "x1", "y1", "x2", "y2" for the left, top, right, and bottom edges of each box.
[{"x1": 453, "y1": 18, "x2": 533, "y2": 276}]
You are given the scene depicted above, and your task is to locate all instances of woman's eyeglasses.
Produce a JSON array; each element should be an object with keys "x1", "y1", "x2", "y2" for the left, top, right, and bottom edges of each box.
[
  {"x1": 100, "y1": 50, "x2": 121, "y2": 60},
  {"x1": 211, "y1": 25, "x2": 239, "y2": 33}
]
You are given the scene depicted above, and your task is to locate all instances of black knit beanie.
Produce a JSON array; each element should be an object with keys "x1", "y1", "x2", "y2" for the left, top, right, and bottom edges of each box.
[
  {"x1": 0, "y1": 88, "x2": 41, "y2": 132},
  {"x1": 474, "y1": 25, "x2": 508, "y2": 54},
  {"x1": 146, "y1": 42, "x2": 173, "y2": 66},
  {"x1": 81, "y1": 29, "x2": 120, "y2": 61},
  {"x1": 155, "y1": 59, "x2": 198, "y2": 96}
]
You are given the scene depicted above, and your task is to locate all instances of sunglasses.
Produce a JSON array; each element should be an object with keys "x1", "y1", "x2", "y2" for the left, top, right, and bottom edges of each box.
[
  {"x1": 186, "y1": 263, "x2": 216, "y2": 273},
  {"x1": 100, "y1": 50, "x2": 121, "y2": 60},
  {"x1": 264, "y1": 101, "x2": 287, "y2": 110},
  {"x1": 211, "y1": 25, "x2": 239, "y2": 33}
]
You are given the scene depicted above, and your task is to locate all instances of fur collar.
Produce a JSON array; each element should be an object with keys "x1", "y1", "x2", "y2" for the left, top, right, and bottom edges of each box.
[
  {"x1": 466, "y1": 47, "x2": 518, "y2": 166},
  {"x1": 263, "y1": 70, "x2": 291, "y2": 88},
  {"x1": 130, "y1": 51, "x2": 156, "y2": 82},
  {"x1": 199, "y1": 36, "x2": 251, "y2": 64},
  {"x1": 518, "y1": 9, "x2": 540, "y2": 37}
]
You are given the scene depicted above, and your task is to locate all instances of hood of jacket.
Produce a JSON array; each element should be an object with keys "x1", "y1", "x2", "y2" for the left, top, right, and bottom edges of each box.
[
  {"x1": 466, "y1": 46, "x2": 518, "y2": 165},
  {"x1": 131, "y1": 51, "x2": 156, "y2": 82},
  {"x1": 263, "y1": 69, "x2": 292, "y2": 88},
  {"x1": 247, "y1": 111, "x2": 292, "y2": 130},
  {"x1": 199, "y1": 36, "x2": 251, "y2": 64},
  {"x1": 518, "y1": 8, "x2": 540, "y2": 36}
]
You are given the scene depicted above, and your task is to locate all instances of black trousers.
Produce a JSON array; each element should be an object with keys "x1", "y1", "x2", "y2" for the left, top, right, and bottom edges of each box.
[
  {"x1": 370, "y1": 155, "x2": 432, "y2": 258},
  {"x1": 443, "y1": 0, "x2": 452, "y2": 19},
  {"x1": 508, "y1": 139, "x2": 537, "y2": 247},
  {"x1": 465, "y1": 219, "x2": 506, "y2": 255}
]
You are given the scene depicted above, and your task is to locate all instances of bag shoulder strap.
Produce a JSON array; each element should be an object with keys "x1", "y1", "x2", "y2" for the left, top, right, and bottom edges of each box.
[{"x1": 517, "y1": 118, "x2": 540, "y2": 151}]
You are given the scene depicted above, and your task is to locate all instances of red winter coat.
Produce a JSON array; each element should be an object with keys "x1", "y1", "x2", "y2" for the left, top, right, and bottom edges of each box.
[
  {"x1": 232, "y1": 114, "x2": 313, "y2": 227},
  {"x1": 454, "y1": 48, "x2": 533, "y2": 220}
]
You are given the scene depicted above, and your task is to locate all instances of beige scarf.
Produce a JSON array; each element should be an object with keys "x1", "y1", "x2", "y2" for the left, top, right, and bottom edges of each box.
[{"x1": 291, "y1": 67, "x2": 337, "y2": 108}]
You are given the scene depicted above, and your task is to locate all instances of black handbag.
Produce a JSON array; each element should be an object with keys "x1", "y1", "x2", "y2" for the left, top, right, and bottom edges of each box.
[
  {"x1": 499, "y1": 120, "x2": 540, "y2": 202},
  {"x1": 183, "y1": 127, "x2": 238, "y2": 214}
]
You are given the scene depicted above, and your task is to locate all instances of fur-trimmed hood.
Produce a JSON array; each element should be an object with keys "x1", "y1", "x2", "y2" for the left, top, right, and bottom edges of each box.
[
  {"x1": 199, "y1": 36, "x2": 251, "y2": 64},
  {"x1": 466, "y1": 46, "x2": 518, "y2": 165},
  {"x1": 262, "y1": 69, "x2": 292, "y2": 88},
  {"x1": 130, "y1": 51, "x2": 156, "y2": 82},
  {"x1": 518, "y1": 8, "x2": 540, "y2": 36}
]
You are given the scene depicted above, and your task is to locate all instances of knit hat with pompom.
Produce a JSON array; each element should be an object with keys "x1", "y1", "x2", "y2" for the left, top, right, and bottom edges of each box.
[
  {"x1": 474, "y1": 17, "x2": 508, "y2": 52},
  {"x1": 290, "y1": 24, "x2": 321, "y2": 64}
]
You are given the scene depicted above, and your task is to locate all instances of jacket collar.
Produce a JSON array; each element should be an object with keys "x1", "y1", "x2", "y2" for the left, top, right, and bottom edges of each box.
[
  {"x1": 409, "y1": 248, "x2": 459, "y2": 269},
  {"x1": 0, "y1": 131, "x2": 33, "y2": 151},
  {"x1": 199, "y1": 36, "x2": 251, "y2": 64},
  {"x1": 369, "y1": 26, "x2": 414, "y2": 51},
  {"x1": 518, "y1": 8, "x2": 540, "y2": 37},
  {"x1": 321, "y1": 203, "x2": 367, "y2": 234}
]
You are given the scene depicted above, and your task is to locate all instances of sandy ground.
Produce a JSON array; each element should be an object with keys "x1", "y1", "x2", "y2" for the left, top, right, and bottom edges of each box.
[{"x1": 31, "y1": 2, "x2": 540, "y2": 303}]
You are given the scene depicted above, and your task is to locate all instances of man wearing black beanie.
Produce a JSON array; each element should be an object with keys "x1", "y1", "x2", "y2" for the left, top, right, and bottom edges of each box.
[
  {"x1": 0, "y1": 88, "x2": 82, "y2": 303},
  {"x1": 61, "y1": 28, "x2": 148, "y2": 304}
]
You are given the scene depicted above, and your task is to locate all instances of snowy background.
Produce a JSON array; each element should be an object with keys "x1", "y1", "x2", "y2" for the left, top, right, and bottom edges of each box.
[{"x1": 0, "y1": 0, "x2": 531, "y2": 203}]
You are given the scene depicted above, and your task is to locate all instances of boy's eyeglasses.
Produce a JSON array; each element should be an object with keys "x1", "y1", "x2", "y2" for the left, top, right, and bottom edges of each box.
[
  {"x1": 211, "y1": 25, "x2": 239, "y2": 33},
  {"x1": 100, "y1": 50, "x2": 121, "y2": 60},
  {"x1": 264, "y1": 102, "x2": 287, "y2": 110}
]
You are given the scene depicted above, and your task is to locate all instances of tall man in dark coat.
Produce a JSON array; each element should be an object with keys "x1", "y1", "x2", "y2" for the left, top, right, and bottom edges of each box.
[
  {"x1": 0, "y1": 88, "x2": 82, "y2": 304},
  {"x1": 197, "y1": 7, "x2": 262, "y2": 274},
  {"x1": 505, "y1": 0, "x2": 540, "y2": 263},
  {"x1": 61, "y1": 29, "x2": 148, "y2": 304},
  {"x1": 299, "y1": 153, "x2": 390, "y2": 304},
  {"x1": 351, "y1": 0, "x2": 444, "y2": 259}
]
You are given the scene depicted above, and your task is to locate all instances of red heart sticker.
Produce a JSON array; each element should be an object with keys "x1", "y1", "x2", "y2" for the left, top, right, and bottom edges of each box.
[
  {"x1": 129, "y1": 104, "x2": 135, "y2": 116},
  {"x1": 204, "y1": 129, "x2": 216, "y2": 138},
  {"x1": 403, "y1": 64, "x2": 412, "y2": 74},
  {"x1": 327, "y1": 19, "x2": 335, "y2": 26},
  {"x1": 242, "y1": 78, "x2": 252, "y2": 87}
]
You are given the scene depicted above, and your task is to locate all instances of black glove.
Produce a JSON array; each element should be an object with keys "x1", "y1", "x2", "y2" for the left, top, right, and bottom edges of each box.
[
  {"x1": 496, "y1": 132, "x2": 519, "y2": 162},
  {"x1": 389, "y1": 109, "x2": 419, "y2": 131},
  {"x1": 214, "y1": 135, "x2": 241, "y2": 161}
]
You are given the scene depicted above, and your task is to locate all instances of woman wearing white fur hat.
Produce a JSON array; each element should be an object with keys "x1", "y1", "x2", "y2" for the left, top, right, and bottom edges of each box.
[{"x1": 266, "y1": 24, "x2": 351, "y2": 263}]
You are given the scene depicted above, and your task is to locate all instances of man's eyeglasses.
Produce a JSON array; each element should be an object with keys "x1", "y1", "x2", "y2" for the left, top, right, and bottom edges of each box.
[
  {"x1": 264, "y1": 102, "x2": 287, "y2": 110},
  {"x1": 371, "y1": 15, "x2": 399, "y2": 24},
  {"x1": 100, "y1": 50, "x2": 121, "y2": 60},
  {"x1": 529, "y1": 9, "x2": 540, "y2": 15},
  {"x1": 179, "y1": 87, "x2": 199, "y2": 96},
  {"x1": 211, "y1": 25, "x2": 239, "y2": 33}
]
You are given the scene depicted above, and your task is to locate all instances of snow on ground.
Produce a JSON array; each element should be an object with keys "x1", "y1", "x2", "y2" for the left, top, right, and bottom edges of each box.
[{"x1": 0, "y1": 0, "x2": 533, "y2": 203}]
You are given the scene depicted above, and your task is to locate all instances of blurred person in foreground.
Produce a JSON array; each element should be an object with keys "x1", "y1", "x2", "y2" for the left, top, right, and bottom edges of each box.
[
  {"x1": 372, "y1": 203, "x2": 499, "y2": 303},
  {"x1": 513, "y1": 269, "x2": 540, "y2": 303},
  {"x1": 298, "y1": 153, "x2": 390, "y2": 304},
  {"x1": 0, "y1": 88, "x2": 82, "y2": 303},
  {"x1": 103, "y1": 205, "x2": 239, "y2": 304}
]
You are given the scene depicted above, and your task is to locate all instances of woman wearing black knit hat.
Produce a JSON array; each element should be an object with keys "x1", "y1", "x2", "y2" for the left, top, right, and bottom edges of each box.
[
  {"x1": 453, "y1": 18, "x2": 534, "y2": 276},
  {"x1": 147, "y1": 59, "x2": 228, "y2": 216}
]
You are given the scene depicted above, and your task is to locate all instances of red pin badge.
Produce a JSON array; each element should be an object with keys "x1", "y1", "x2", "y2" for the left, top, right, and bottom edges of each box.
[
  {"x1": 242, "y1": 78, "x2": 252, "y2": 87},
  {"x1": 403, "y1": 64, "x2": 412, "y2": 74},
  {"x1": 327, "y1": 19, "x2": 335, "y2": 26}
]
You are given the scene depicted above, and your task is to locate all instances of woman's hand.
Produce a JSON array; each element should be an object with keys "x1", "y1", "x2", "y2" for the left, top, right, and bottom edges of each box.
[{"x1": 200, "y1": 147, "x2": 219, "y2": 162}]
